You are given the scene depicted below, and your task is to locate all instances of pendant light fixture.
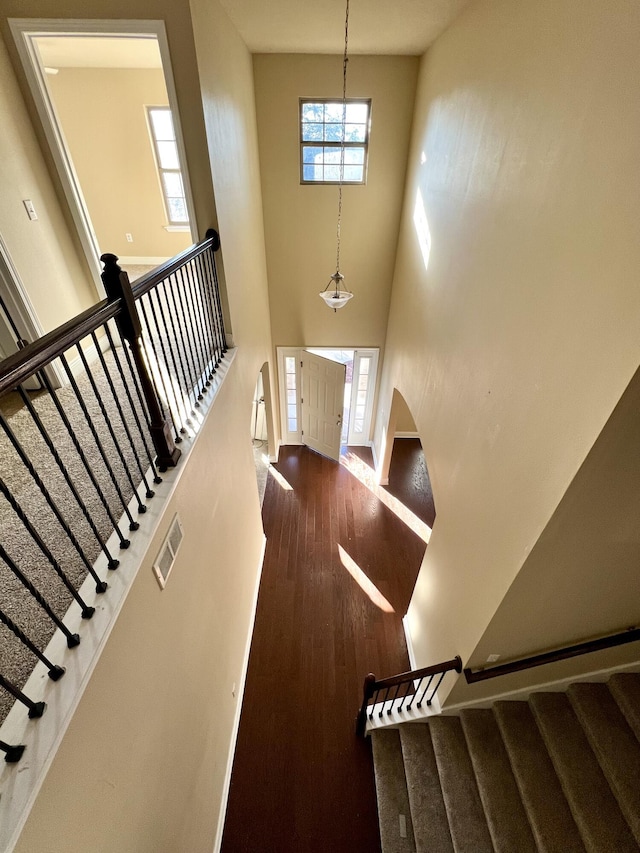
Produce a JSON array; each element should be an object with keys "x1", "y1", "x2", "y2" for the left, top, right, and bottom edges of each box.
[{"x1": 319, "y1": 0, "x2": 354, "y2": 312}]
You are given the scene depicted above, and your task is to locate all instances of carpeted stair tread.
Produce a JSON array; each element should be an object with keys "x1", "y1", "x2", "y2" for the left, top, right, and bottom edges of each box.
[
  {"x1": 494, "y1": 701, "x2": 586, "y2": 853},
  {"x1": 399, "y1": 724, "x2": 454, "y2": 853},
  {"x1": 609, "y1": 673, "x2": 640, "y2": 742},
  {"x1": 371, "y1": 729, "x2": 417, "y2": 853},
  {"x1": 569, "y1": 682, "x2": 640, "y2": 845},
  {"x1": 460, "y1": 709, "x2": 537, "y2": 853},
  {"x1": 429, "y1": 716, "x2": 493, "y2": 853},
  {"x1": 530, "y1": 691, "x2": 638, "y2": 853}
]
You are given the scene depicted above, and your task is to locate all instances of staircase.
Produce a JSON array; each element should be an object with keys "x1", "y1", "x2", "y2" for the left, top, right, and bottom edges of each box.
[{"x1": 371, "y1": 673, "x2": 640, "y2": 852}]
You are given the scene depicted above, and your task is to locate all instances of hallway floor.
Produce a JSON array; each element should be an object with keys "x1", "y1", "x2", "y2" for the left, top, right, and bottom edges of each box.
[{"x1": 221, "y1": 445, "x2": 428, "y2": 853}]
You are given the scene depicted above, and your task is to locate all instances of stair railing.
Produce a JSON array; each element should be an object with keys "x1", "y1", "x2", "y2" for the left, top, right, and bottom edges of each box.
[
  {"x1": 0, "y1": 230, "x2": 225, "y2": 760},
  {"x1": 356, "y1": 655, "x2": 462, "y2": 736}
]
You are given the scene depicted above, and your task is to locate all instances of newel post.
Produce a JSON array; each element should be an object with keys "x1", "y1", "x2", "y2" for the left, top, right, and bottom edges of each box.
[
  {"x1": 101, "y1": 254, "x2": 181, "y2": 471},
  {"x1": 356, "y1": 672, "x2": 376, "y2": 737}
]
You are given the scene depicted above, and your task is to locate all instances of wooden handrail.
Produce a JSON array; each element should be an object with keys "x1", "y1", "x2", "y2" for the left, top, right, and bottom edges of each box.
[
  {"x1": 0, "y1": 299, "x2": 119, "y2": 397},
  {"x1": 464, "y1": 627, "x2": 640, "y2": 683},
  {"x1": 371, "y1": 656, "x2": 463, "y2": 691}
]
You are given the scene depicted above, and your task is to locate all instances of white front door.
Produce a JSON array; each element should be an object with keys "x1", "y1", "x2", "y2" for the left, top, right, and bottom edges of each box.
[{"x1": 301, "y1": 351, "x2": 346, "y2": 461}]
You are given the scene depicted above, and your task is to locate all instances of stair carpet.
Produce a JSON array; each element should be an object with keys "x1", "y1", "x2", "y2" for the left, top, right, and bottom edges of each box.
[{"x1": 371, "y1": 673, "x2": 640, "y2": 853}]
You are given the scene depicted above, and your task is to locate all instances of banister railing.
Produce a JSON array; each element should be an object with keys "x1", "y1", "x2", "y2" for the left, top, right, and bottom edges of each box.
[
  {"x1": 464, "y1": 626, "x2": 640, "y2": 684},
  {"x1": 356, "y1": 656, "x2": 462, "y2": 736},
  {"x1": 0, "y1": 230, "x2": 226, "y2": 760}
]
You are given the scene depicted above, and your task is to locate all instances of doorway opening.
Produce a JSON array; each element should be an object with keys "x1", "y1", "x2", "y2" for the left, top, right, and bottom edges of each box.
[
  {"x1": 277, "y1": 347, "x2": 379, "y2": 453},
  {"x1": 10, "y1": 21, "x2": 197, "y2": 292}
]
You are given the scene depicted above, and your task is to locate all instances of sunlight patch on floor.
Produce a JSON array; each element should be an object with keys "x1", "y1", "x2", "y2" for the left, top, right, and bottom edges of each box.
[
  {"x1": 340, "y1": 451, "x2": 432, "y2": 544},
  {"x1": 268, "y1": 464, "x2": 294, "y2": 491},
  {"x1": 338, "y1": 544, "x2": 395, "y2": 613}
]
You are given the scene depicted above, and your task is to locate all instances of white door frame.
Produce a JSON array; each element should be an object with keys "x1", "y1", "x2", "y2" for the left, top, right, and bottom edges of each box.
[
  {"x1": 277, "y1": 346, "x2": 379, "y2": 448},
  {"x1": 9, "y1": 18, "x2": 199, "y2": 296}
]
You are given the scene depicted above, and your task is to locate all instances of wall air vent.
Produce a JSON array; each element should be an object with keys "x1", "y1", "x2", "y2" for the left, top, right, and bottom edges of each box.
[{"x1": 152, "y1": 513, "x2": 184, "y2": 589}]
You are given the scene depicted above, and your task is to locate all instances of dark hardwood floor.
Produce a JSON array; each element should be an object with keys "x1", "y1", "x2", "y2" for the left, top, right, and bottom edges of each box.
[
  {"x1": 221, "y1": 445, "x2": 427, "y2": 853},
  {"x1": 385, "y1": 438, "x2": 435, "y2": 529}
]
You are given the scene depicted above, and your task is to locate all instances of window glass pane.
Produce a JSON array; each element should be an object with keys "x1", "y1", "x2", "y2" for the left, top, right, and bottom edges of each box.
[
  {"x1": 324, "y1": 123, "x2": 344, "y2": 142},
  {"x1": 344, "y1": 165, "x2": 363, "y2": 182},
  {"x1": 344, "y1": 147, "x2": 365, "y2": 164},
  {"x1": 324, "y1": 165, "x2": 340, "y2": 182},
  {"x1": 302, "y1": 123, "x2": 323, "y2": 141},
  {"x1": 324, "y1": 146, "x2": 342, "y2": 164},
  {"x1": 285, "y1": 357, "x2": 296, "y2": 373},
  {"x1": 150, "y1": 109, "x2": 175, "y2": 141},
  {"x1": 286, "y1": 373, "x2": 296, "y2": 389},
  {"x1": 324, "y1": 103, "x2": 345, "y2": 123},
  {"x1": 288, "y1": 405, "x2": 297, "y2": 419},
  {"x1": 346, "y1": 102, "x2": 368, "y2": 123},
  {"x1": 302, "y1": 102, "x2": 323, "y2": 122},
  {"x1": 354, "y1": 420, "x2": 364, "y2": 433},
  {"x1": 358, "y1": 374, "x2": 369, "y2": 391},
  {"x1": 287, "y1": 389, "x2": 296, "y2": 404},
  {"x1": 357, "y1": 390, "x2": 367, "y2": 406},
  {"x1": 303, "y1": 163, "x2": 320, "y2": 181},
  {"x1": 360, "y1": 358, "x2": 370, "y2": 375},
  {"x1": 168, "y1": 197, "x2": 188, "y2": 222},
  {"x1": 303, "y1": 146, "x2": 320, "y2": 163},
  {"x1": 356, "y1": 406, "x2": 366, "y2": 420},
  {"x1": 288, "y1": 418, "x2": 297, "y2": 432},
  {"x1": 157, "y1": 140, "x2": 180, "y2": 169},
  {"x1": 162, "y1": 172, "x2": 184, "y2": 196},
  {"x1": 345, "y1": 123, "x2": 366, "y2": 142}
]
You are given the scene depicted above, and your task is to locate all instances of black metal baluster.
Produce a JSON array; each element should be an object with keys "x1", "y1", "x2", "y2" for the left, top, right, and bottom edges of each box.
[
  {"x1": 406, "y1": 677, "x2": 424, "y2": 711},
  {"x1": 416, "y1": 674, "x2": 435, "y2": 708},
  {"x1": 191, "y1": 253, "x2": 215, "y2": 384},
  {"x1": 59, "y1": 355, "x2": 137, "y2": 526},
  {"x1": 183, "y1": 259, "x2": 209, "y2": 399},
  {"x1": 202, "y1": 244, "x2": 224, "y2": 366},
  {"x1": 386, "y1": 683, "x2": 402, "y2": 715},
  {"x1": 426, "y1": 671, "x2": 447, "y2": 706},
  {"x1": 399, "y1": 678, "x2": 414, "y2": 712},
  {"x1": 35, "y1": 370, "x2": 133, "y2": 549},
  {"x1": 368, "y1": 688, "x2": 380, "y2": 720},
  {"x1": 90, "y1": 331, "x2": 154, "y2": 499},
  {"x1": 205, "y1": 229, "x2": 228, "y2": 355},
  {"x1": 378, "y1": 686, "x2": 391, "y2": 719},
  {"x1": 0, "y1": 479, "x2": 95, "y2": 619},
  {"x1": 138, "y1": 296, "x2": 182, "y2": 439},
  {"x1": 0, "y1": 740, "x2": 26, "y2": 763},
  {"x1": 198, "y1": 250, "x2": 221, "y2": 377},
  {"x1": 103, "y1": 323, "x2": 162, "y2": 485},
  {"x1": 174, "y1": 266, "x2": 203, "y2": 402},
  {"x1": 0, "y1": 673, "x2": 45, "y2": 718},
  {"x1": 0, "y1": 606, "x2": 65, "y2": 681},
  {"x1": 152, "y1": 279, "x2": 192, "y2": 418},
  {"x1": 160, "y1": 274, "x2": 198, "y2": 416},
  {"x1": 0, "y1": 410, "x2": 110, "y2": 590},
  {"x1": 146, "y1": 286, "x2": 189, "y2": 431},
  {"x1": 73, "y1": 345, "x2": 145, "y2": 519},
  {"x1": 17, "y1": 380, "x2": 135, "y2": 551},
  {"x1": 0, "y1": 544, "x2": 81, "y2": 648}
]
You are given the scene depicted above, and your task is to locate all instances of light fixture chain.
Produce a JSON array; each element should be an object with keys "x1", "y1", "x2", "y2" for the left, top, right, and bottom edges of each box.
[{"x1": 336, "y1": 0, "x2": 350, "y2": 276}]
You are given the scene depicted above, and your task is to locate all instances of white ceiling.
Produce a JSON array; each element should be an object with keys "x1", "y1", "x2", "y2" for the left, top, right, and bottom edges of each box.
[
  {"x1": 218, "y1": 0, "x2": 472, "y2": 55},
  {"x1": 34, "y1": 36, "x2": 162, "y2": 69}
]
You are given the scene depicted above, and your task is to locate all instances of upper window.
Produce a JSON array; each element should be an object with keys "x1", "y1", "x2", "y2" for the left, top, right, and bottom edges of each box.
[
  {"x1": 300, "y1": 99, "x2": 371, "y2": 184},
  {"x1": 146, "y1": 107, "x2": 189, "y2": 225}
]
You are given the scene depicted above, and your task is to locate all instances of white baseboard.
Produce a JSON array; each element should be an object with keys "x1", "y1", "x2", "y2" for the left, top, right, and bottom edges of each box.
[
  {"x1": 442, "y1": 658, "x2": 640, "y2": 715},
  {"x1": 403, "y1": 615, "x2": 418, "y2": 671},
  {"x1": 213, "y1": 533, "x2": 267, "y2": 853},
  {"x1": 394, "y1": 432, "x2": 419, "y2": 439},
  {"x1": 118, "y1": 256, "x2": 167, "y2": 265}
]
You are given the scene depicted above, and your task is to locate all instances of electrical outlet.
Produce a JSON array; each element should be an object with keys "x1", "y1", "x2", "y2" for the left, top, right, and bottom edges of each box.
[{"x1": 125, "y1": 233, "x2": 133, "y2": 242}]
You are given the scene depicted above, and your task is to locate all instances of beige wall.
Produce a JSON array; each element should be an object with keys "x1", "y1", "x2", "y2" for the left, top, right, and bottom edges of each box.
[
  {"x1": 47, "y1": 67, "x2": 192, "y2": 259},
  {"x1": 15, "y1": 361, "x2": 267, "y2": 853},
  {"x1": 375, "y1": 0, "x2": 640, "y2": 698},
  {"x1": 253, "y1": 54, "x2": 418, "y2": 353},
  {"x1": 0, "y1": 35, "x2": 96, "y2": 331},
  {"x1": 394, "y1": 390, "x2": 417, "y2": 433},
  {"x1": 448, "y1": 364, "x2": 640, "y2": 703}
]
